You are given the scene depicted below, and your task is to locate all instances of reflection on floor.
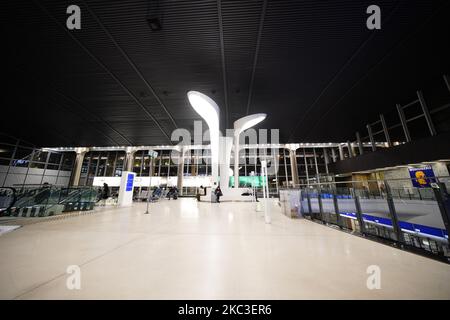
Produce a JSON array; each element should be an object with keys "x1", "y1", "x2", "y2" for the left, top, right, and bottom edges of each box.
[{"x1": 0, "y1": 198, "x2": 449, "y2": 299}]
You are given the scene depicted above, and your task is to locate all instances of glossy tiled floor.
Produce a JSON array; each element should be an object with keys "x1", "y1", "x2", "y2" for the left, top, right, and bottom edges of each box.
[{"x1": 0, "y1": 198, "x2": 449, "y2": 299}]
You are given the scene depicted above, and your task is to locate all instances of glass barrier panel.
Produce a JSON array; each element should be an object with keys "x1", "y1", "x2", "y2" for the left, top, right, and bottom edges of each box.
[
  {"x1": 335, "y1": 186, "x2": 359, "y2": 232},
  {"x1": 353, "y1": 181, "x2": 396, "y2": 241}
]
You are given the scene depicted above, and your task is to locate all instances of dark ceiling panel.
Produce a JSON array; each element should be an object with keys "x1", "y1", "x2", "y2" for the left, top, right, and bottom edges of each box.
[{"x1": 2, "y1": 0, "x2": 449, "y2": 147}]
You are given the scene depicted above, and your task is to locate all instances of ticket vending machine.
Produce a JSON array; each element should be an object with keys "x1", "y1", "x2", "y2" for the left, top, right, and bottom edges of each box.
[{"x1": 118, "y1": 171, "x2": 135, "y2": 207}]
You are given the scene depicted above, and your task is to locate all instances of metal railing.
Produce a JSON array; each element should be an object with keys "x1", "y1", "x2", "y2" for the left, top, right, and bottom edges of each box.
[
  {"x1": 347, "y1": 74, "x2": 450, "y2": 160},
  {"x1": 284, "y1": 176, "x2": 450, "y2": 262}
]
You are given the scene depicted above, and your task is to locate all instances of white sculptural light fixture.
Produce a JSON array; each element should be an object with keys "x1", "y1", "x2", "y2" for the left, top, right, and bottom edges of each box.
[
  {"x1": 187, "y1": 91, "x2": 266, "y2": 190},
  {"x1": 234, "y1": 113, "x2": 267, "y2": 136},
  {"x1": 233, "y1": 113, "x2": 266, "y2": 188},
  {"x1": 187, "y1": 91, "x2": 220, "y2": 184}
]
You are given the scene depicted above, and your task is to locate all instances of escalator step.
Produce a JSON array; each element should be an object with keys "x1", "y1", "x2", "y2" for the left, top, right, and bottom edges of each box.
[
  {"x1": 39, "y1": 206, "x2": 45, "y2": 217},
  {"x1": 21, "y1": 207, "x2": 29, "y2": 217},
  {"x1": 30, "y1": 207, "x2": 36, "y2": 217}
]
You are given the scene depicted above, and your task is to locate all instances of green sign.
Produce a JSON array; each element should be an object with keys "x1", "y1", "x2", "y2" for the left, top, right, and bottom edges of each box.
[{"x1": 229, "y1": 176, "x2": 266, "y2": 188}]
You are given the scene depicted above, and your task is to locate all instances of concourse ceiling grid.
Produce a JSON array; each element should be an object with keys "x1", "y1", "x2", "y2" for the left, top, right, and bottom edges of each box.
[{"x1": 2, "y1": 0, "x2": 449, "y2": 147}]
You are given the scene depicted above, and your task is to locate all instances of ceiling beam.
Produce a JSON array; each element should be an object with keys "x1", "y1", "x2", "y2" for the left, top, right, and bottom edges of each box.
[
  {"x1": 38, "y1": 125, "x2": 76, "y2": 146},
  {"x1": 82, "y1": 0, "x2": 179, "y2": 131},
  {"x1": 287, "y1": 2, "x2": 401, "y2": 142},
  {"x1": 217, "y1": 0, "x2": 229, "y2": 128},
  {"x1": 303, "y1": 2, "x2": 443, "y2": 141},
  {"x1": 246, "y1": 0, "x2": 268, "y2": 116},
  {"x1": 33, "y1": 0, "x2": 173, "y2": 144},
  {"x1": 46, "y1": 96, "x2": 121, "y2": 146},
  {"x1": 53, "y1": 90, "x2": 133, "y2": 146},
  {"x1": 14, "y1": 67, "x2": 124, "y2": 146}
]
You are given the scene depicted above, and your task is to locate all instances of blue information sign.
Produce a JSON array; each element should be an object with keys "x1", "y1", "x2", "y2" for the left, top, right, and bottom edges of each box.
[
  {"x1": 126, "y1": 173, "x2": 134, "y2": 192},
  {"x1": 408, "y1": 166, "x2": 435, "y2": 188}
]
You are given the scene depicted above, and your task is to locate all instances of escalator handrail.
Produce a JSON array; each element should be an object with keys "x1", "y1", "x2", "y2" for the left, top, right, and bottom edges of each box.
[
  {"x1": 58, "y1": 187, "x2": 94, "y2": 204},
  {"x1": 13, "y1": 187, "x2": 54, "y2": 208},
  {"x1": 43, "y1": 187, "x2": 96, "y2": 214},
  {"x1": 4, "y1": 186, "x2": 97, "y2": 217}
]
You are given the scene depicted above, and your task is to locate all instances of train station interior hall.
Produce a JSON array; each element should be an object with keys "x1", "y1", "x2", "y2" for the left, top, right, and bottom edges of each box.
[{"x1": 1, "y1": 1, "x2": 450, "y2": 300}]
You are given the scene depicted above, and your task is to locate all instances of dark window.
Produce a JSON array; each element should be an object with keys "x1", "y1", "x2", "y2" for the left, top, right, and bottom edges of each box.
[
  {"x1": 14, "y1": 147, "x2": 34, "y2": 160},
  {"x1": 48, "y1": 152, "x2": 62, "y2": 164}
]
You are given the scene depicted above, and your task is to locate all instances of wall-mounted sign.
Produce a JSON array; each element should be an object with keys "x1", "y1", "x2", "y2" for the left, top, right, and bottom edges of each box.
[
  {"x1": 148, "y1": 150, "x2": 159, "y2": 158},
  {"x1": 13, "y1": 159, "x2": 28, "y2": 166},
  {"x1": 408, "y1": 166, "x2": 435, "y2": 188}
]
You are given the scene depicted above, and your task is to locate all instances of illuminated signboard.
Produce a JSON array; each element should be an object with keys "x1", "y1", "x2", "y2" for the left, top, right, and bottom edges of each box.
[
  {"x1": 125, "y1": 173, "x2": 134, "y2": 192},
  {"x1": 408, "y1": 166, "x2": 435, "y2": 188}
]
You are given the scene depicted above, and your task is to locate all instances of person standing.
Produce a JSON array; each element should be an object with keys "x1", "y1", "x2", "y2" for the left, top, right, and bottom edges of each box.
[
  {"x1": 196, "y1": 185, "x2": 202, "y2": 201},
  {"x1": 215, "y1": 186, "x2": 223, "y2": 203},
  {"x1": 211, "y1": 183, "x2": 217, "y2": 202},
  {"x1": 101, "y1": 183, "x2": 109, "y2": 205}
]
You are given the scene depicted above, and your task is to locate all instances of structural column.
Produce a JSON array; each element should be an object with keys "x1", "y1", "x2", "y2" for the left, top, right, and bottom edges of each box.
[
  {"x1": 234, "y1": 136, "x2": 240, "y2": 188},
  {"x1": 380, "y1": 114, "x2": 392, "y2": 147},
  {"x1": 356, "y1": 132, "x2": 364, "y2": 155},
  {"x1": 331, "y1": 148, "x2": 337, "y2": 163},
  {"x1": 417, "y1": 91, "x2": 436, "y2": 136},
  {"x1": 313, "y1": 148, "x2": 320, "y2": 181},
  {"x1": 346, "y1": 141, "x2": 353, "y2": 158},
  {"x1": 125, "y1": 147, "x2": 137, "y2": 172},
  {"x1": 323, "y1": 148, "x2": 329, "y2": 174},
  {"x1": 71, "y1": 147, "x2": 89, "y2": 186},
  {"x1": 303, "y1": 149, "x2": 309, "y2": 186},
  {"x1": 191, "y1": 152, "x2": 198, "y2": 176},
  {"x1": 396, "y1": 104, "x2": 411, "y2": 142},
  {"x1": 338, "y1": 144, "x2": 344, "y2": 161},
  {"x1": 177, "y1": 148, "x2": 185, "y2": 195},
  {"x1": 367, "y1": 124, "x2": 377, "y2": 151},
  {"x1": 289, "y1": 148, "x2": 299, "y2": 186}
]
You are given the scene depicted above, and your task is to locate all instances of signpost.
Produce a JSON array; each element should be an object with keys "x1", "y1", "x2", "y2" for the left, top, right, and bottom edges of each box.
[
  {"x1": 144, "y1": 150, "x2": 159, "y2": 214},
  {"x1": 261, "y1": 160, "x2": 271, "y2": 224},
  {"x1": 249, "y1": 171, "x2": 255, "y2": 203}
]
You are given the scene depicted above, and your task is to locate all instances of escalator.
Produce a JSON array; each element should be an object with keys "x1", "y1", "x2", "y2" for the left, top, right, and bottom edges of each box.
[
  {"x1": 0, "y1": 185, "x2": 98, "y2": 218},
  {"x1": 0, "y1": 187, "x2": 16, "y2": 216},
  {"x1": 58, "y1": 187, "x2": 97, "y2": 212}
]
